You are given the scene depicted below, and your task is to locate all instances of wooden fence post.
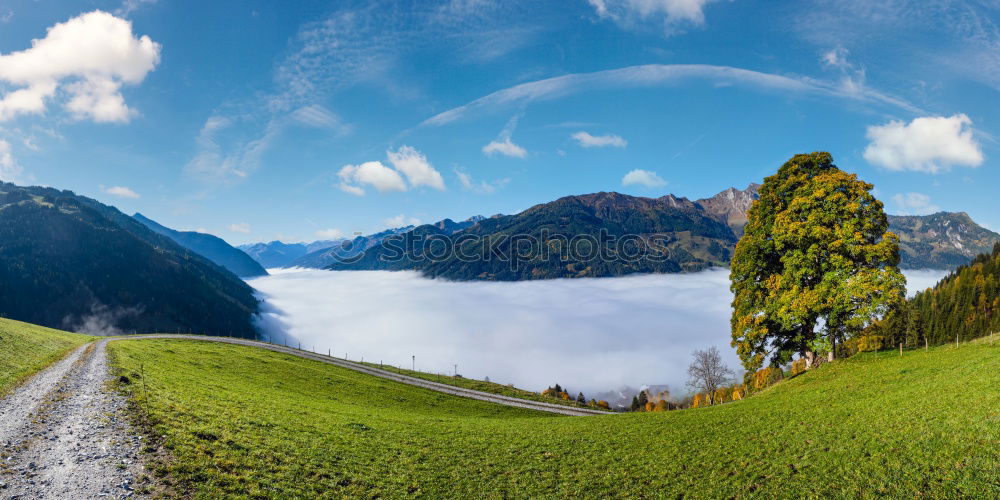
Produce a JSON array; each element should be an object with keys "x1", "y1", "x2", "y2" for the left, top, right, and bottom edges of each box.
[{"x1": 899, "y1": 343, "x2": 902, "y2": 357}]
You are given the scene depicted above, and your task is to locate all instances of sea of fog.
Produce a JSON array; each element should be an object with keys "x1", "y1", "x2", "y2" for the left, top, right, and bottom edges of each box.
[{"x1": 249, "y1": 268, "x2": 949, "y2": 400}]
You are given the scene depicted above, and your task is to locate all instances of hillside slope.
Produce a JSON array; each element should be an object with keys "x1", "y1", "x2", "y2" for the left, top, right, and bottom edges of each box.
[
  {"x1": 0, "y1": 182, "x2": 260, "y2": 337},
  {"x1": 110, "y1": 338, "x2": 998, "y2": 497},
  {"x1": 134, "y1": 213, "x2": 267, "y2": 278},
  {"x1": 0, "y1": 318, "x2": 91, "y2": 395}
]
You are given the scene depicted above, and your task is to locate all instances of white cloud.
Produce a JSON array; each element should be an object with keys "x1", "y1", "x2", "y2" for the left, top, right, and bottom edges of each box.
[
  {"x1": 589, "y1": 0, "x2": 723, "y2": 31},
  {"x1": 0, "y1": 139, "x2": 22, "y2": 182},
  {"x1": 338, "y1": 146, "x2": 446, "y2": 195},
  {"x1": 0, "y1": 10, "x2": 160, "y2": 122},
  {"x1": 337, "y1": 161, "x2": 408, "y2": 195},
  {"x1": 622, "y1": 169, "x2": 667, "y2": 187},
  {"x1": 571, "y1": 131, "x2": 627, "y2": 148},
  {"x1": 315, "y1": 228, "x2": 345, "y2": 240},
  {"x1": 892, "y1": 192, "x2": 941, "y2": 216},
  {"x1": 422, "y1": 64, "x2": 920, "y2": 127},
  {"x1": 864, "y1": 114, "x2": 984, "y2": 173},
  {"x1": 482, "y1": 138, "x2": 527, "y2": 158},
  {"x1": 102, "y1": 185, "x2": 139, "y2": 199},
  {"x1": 383, "y1": 214, "x2": 421, "y2": 229},
  {"x1": 228, "y1": 222, "x2": 252, "y2": 234},
  {"x1": 482, "y1": 113, "x2": 528, "y2": 158},
  {"x1": 337, "y1": 182, "x2": 366, "y2": 196},
  {"x1": 455, "y1": 168, "x2": 509, "y2": 194},
  {"x1": 387, "y1": 145, "x2": 445, "y2": 190}
]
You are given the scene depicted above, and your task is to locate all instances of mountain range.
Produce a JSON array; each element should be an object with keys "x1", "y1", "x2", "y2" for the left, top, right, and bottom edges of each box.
[
  {"x1": 238, "y1": 239, "x2": 348, "y2": 269},
  {"x1": 0, "y1": 182, "x2": 260, "y2": 337},
  {"x1": 324, "y1": 185, "x2": 1000, "y2": 280},
  {"x1": 134, "y1": 213, "x2": 267, "y2": 278}
]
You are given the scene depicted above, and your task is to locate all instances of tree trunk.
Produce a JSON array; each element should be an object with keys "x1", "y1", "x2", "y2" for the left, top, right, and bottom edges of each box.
[
  {"x1": 829, "y1": 338, "x2": 836, "y2": 362},
  {"x1": 804, "y1": 350, "x2": 815, "y2": 369}
]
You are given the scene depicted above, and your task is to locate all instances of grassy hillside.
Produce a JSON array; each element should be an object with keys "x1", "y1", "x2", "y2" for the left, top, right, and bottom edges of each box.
[
  {"x1": 359, "y1": 361, "x2": 606, "y2": 410},
  {"x1": 0, "y1": 318, "x2": 91, "y2": 395},
  {"x1": 110, "y1": 338, "x2": 998, "y2": 498}
]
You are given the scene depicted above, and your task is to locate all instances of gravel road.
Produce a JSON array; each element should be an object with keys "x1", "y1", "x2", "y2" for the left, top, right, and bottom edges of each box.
[
  {"x1": 122, "y1": 335, "x2": 612, "y2": 416},
  {"x1": 0, "y1": 332, "x2": 607, "y2": 498},
  {"x1": 0, "y1": 340, "x2": 145, "y2": 499}
]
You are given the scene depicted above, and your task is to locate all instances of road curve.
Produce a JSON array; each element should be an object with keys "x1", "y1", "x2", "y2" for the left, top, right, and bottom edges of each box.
[{"x1": 110, "y1": 335, "x2": 612, "y2": 417}]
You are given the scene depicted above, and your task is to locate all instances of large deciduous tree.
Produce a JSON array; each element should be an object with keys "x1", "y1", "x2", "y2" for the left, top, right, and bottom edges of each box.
[{"x1": 730, "y1": 152, "x2": 905, "y2": 372}]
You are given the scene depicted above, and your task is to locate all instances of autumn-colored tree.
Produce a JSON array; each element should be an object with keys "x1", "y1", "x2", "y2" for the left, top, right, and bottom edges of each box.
[
  {"x1": 654, "y1": 400, "x2": 669, "y2": 412},
  {"x1": 596, "y1": 400, "x2": 610, "y2": 410},
  {"x1": 730, "y1": 152, "x2": 905, "y2": 373}
]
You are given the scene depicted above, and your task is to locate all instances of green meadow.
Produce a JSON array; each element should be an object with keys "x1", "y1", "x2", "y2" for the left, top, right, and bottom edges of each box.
[
  {"x1": 108, "y1": 337, "x2": 999, "y2": 498},
  {"x1": 0, "y1": 318, "x2": 91, "y2": 396}
]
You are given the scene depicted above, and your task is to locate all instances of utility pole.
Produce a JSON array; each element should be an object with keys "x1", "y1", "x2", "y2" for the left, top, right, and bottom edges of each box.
[
  {"x1": 412, "y1": 355, "x2": 415, "y2": 371},
  {"x1": 454, "y1": 364, "x2": 458, "y2": 377}
]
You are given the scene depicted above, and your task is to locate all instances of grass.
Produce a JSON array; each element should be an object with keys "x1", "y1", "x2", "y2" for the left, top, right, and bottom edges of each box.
[
  {"x1": 358, "y1": 360, "x2": 606, "y2": 410},
  {"x1": 109, "y1": 337, "x2": 999, "y2": 498},
  {"x1": 0, "y1": 317, "x2": 92, "y2": 396}
]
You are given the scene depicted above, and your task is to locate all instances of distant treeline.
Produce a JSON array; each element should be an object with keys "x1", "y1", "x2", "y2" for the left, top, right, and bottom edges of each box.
[{"x1": 869, "y1": 243, "x2": 1000, "y2": 349}]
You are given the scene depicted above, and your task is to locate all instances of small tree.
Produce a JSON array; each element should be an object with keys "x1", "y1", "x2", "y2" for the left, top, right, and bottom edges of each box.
[
  {"x1": 686, "y1": 346, "x2": 734, "y2": 405},
  {"x1": 630, "y1": 395, "x2": 640, "y2": 411},
  {"x1": 576, "y1": 392, "x2": 586, "y2": 404},
  {"x1": 637, "y1": 390, "x2": 649, "y2": 410}
]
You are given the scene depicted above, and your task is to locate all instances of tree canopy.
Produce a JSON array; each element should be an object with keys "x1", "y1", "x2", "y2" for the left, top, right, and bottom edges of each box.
[{"x1": 730, "y1": 152, "x2": 905, "y2": 372}]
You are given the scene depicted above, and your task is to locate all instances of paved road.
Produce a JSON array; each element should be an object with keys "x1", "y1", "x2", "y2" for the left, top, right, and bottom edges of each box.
[{"x1": 114, "y1": 334, "x2": 612, "y2": 417}]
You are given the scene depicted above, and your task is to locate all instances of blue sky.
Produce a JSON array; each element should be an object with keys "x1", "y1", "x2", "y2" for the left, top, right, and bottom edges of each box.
[{"x1": 0, "y1": 0, "x2": 998, "y2": 244}]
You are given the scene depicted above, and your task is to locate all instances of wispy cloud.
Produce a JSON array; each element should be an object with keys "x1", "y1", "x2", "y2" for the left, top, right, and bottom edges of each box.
[
  {"x1": 0, "y1": 139, "x2": 22, "y2": 182},
  {"x1": 455, "y1": 168, "x2": 509, "y2": 194},
  {"x1": 571, "y1": 131, "x2": 627, "y2": 148},
  {"x1": 892, "y1": 192, "x2": 941, "y2": 216},
  {"x1": 422, "y1": 64, "x2": 921, "y2": 127},
  {"x1": 228, "y1": 222, "x2": 252, "y2": 234},
  {"x1": 588, "y1": 0, "x2": 725, "y2": 34}
]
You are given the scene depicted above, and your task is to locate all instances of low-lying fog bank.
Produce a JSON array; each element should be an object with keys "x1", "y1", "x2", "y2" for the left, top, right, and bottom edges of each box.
[{"x1": 249, "y1": 268, "x2": 949, "y2": 398}]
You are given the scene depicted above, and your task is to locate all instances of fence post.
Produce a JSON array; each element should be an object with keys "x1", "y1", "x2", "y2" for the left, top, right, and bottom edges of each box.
[
  {"x1": 925, "y1": 337, "x2": 928, "y2": 351},
  {"x1": 899, "y1": 343, "x2": 902, "y2": 357}
]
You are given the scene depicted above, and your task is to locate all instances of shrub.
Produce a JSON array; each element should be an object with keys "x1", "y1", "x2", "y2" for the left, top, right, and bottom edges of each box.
[
  {"x1": 713, "y1": 387, "x2": 730, "y2": 404},
  {"x1": 749, "y1": 366, "x2": 783, "y2": 392},
  {"x1": 691, "y1": 393, "x2": 705, "y2": 408},
  {"x1": 791, "y1": 358, "x2": 807, "y2": 376},
  {"x1": 857, "y1": 335, "x2": 884, "y2": 352},
  {"x1": 596, "y1": 400, "x2": 610, "y2": 410},
  {"x1": 731, "y1": 385, "x2": 744, "y2": 401}
]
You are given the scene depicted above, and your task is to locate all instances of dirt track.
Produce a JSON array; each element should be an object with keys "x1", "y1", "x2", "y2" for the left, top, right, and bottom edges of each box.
[
  {"x1": 0, "y1": 340, "x2": 144, "y2": 499},
  {"x1": 0, "y1": 332, "x2": 608, "y2": 498}
]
